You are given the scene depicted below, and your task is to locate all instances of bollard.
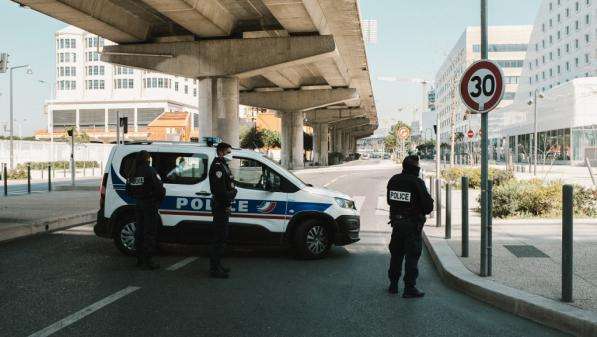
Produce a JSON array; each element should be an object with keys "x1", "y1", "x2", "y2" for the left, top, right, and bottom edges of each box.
[
  {"x1": 445, "y1": 183, "x2": 451, "y2": 239},
  {"x1": 48, "y1": 164, "x2": 52, "y2": 191},
  {"x1": 27, "y1": 164, "x2": 31, "y2": 194},
  {"x1": 436, "y1": 179, "x2": 442, "y2": 228},
  {"x1": 461, "y1": 176, "x2": 469, "y2": 257},
  {"x1": 3, "y1": 164, "x2": 7, "y2": 196},
  {"x1": 562, "y1": 185, "x2": 574, "y2": 302},
  {"x1": 487, "y1": 179, "x2": 493, "y2": 276}
]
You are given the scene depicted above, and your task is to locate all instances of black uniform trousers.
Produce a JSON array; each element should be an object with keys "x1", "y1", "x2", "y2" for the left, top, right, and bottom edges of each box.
[
  {"x1": 388, "y1": 216, "x2": 424, "y2": 287},
  {"x1": 209, "y1": 204, "x2": 230, "y2": 271},
  {"x1": 134, "y1": 199, "x2": 160, "y2": 259}
]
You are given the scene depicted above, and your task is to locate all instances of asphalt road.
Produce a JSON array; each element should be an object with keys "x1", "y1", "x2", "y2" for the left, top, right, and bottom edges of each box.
[{"x1": 0, "y1": 160, "x2": 568, "y2": 337}]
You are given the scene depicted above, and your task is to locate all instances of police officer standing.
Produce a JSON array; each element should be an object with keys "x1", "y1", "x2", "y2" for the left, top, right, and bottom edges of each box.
[
  {"x1": 208, "y1": 142, "x2": 237, "y2": 279},
  {"x1": 125, "y1": 150, "x2": 165, "y2": 270},
  {"x1": 386, "y1": 155, "x2": 434, "y2": 297}
]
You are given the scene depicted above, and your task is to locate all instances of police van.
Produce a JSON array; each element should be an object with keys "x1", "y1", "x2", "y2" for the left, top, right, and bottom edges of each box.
[{"x1": 94, "y1": 142, "x2": 360, "y2": 259}]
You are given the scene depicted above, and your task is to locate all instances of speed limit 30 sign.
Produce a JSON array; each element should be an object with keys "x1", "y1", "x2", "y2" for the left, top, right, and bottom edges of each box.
[{"x1": 459, "y1": 60, "x2": 504, "y2": 113}]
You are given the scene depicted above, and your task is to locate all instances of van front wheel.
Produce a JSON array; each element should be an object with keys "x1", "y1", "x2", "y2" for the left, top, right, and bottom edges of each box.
[
  {"x1": 114, "y1": 215, "x2": 137, "y2": 256},
  {"x1": 293, "y1": 219, "x2": 331, "y2": 259}
]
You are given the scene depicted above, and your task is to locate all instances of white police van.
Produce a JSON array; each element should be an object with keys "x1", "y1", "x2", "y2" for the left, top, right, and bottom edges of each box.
[{"x1": 94, "y1": 142, "x2": 360, "y2": 259}]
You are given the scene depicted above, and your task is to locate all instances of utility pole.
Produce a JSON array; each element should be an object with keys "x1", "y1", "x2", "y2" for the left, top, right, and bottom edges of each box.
[{"x1": 480, "y1": 0, "x2": 490, "y2": 277}]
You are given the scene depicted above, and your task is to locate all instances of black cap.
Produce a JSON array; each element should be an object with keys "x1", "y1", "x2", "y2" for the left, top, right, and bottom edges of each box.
[
  {"x1": 402, "y1": 155, "x2": 420, "y2": 168},
  {"x1": 216, "y1": 142, "x2": 232, "y2": 154}
]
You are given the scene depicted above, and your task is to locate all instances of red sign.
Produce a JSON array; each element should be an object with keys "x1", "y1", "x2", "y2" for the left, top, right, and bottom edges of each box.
[
  {"x1": 459, "y1": 60, "x2": 504, "y2": 114},
  {"x1": 467, "y1": 130, "x2": 474, "y2": 138}
]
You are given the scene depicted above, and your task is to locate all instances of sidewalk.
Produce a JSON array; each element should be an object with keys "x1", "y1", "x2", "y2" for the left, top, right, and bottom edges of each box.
[
  {"x1": 424, "y1": 187, "x2": 597, "y2": 336},
  {"x1": 0, "y1": 190, "x2": 98, "y2": 242}
]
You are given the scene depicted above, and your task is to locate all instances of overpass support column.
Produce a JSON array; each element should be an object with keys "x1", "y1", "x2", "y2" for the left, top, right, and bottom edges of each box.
[
  {"x1": 281, "y1": 111, "x2": 304, "y2": 170},
  {"x1": 198, "y1": 77, "x2": 240, "y2": 147},
  {"x1": 334, "y1": 128, "x2": 343, "y2": 154},
  {"x1": 312, "y1": 123, "x2": 329, "y2": 166}
]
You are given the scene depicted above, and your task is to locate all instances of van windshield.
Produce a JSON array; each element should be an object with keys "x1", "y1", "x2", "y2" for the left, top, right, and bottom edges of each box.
[{"x1": 261, "y1": 155, "x2": 307, "y2": 187}]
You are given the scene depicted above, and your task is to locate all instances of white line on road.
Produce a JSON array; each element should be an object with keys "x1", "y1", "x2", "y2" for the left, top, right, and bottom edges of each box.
[
  {"x1": 353, "y1": 195, "x2": 366, "y2": 211},
  {"x1": 375, "y1": 196, "x2": 389, "y2": 216},
  {"x1": 28, "y1": 286, "x2": 140, "y2": 337},
  {"x1": 166, "y1": 257, "x2": 198, "y2": 271},
  {"x1": 323, "y1": 174, "x2": 347, "y2": 187}
]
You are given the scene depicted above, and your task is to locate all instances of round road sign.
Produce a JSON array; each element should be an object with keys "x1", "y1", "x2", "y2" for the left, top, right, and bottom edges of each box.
[
  {"x1": 459, "y1": 60, "x2": 504, "y2": 114},
  {"x1": 397, "y1": 127, "x2": 410, "y2": 140},
  {"x1": 467, "y1": 129, "x2": 474, "y2": 139}
]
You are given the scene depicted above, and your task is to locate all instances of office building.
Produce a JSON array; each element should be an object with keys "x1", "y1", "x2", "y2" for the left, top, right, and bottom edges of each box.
[
  {"x1": 434, "y1": 25, "x2": 533, "y2": 145},
  {"x1": 499, "y1": 0, "x2": 597, "y2": 164},
  {"x1": 40, "y1": 26, "x2": 199, "y2": 142}
]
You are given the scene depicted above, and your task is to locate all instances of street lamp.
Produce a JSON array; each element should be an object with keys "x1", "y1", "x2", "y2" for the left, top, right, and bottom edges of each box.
[
  {"x1": 9, "y1": 64, "x2": 33, "y2": 169},
  {"x1": 527, "y1": 90, "x2": 545, "y2": 176},
  {"x1": 39, "y1": 80, "x2": 55, "y2": 161}
]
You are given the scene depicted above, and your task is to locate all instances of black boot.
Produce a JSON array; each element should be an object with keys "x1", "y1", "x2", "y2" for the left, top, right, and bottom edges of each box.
[
  {"x1": 388, "y1": 282, "x2": 398, "y2": 294},
  {"x1": 210, "y1": 267, "x2": 229, "y2": 279},
  {"x1": 219, "y1": 265, "x2": 231, "y2": 273},
  {"x1": 403, "y1": 286, "x2": 425, "y2": 298}
]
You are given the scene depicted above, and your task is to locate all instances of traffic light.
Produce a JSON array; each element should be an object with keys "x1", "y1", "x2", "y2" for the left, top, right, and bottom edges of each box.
[
  {"x1": 0, "y1": 53, "x2": 7, "y2": 73},
  {"x1": 119, "y1": 117, "x2": 128, "y2": 134},
  {"x1": 66, "y1": 128, "x2": 74, "y2": 137},
  {"x1": 433, "y1": 125, "x2": 437, "y2": 135}
]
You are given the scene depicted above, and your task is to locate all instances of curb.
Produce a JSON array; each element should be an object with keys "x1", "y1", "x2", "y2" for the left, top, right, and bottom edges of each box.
[
  {"x1": 54, "y1": 185, "x2": 99, "y2": 192},
  {"x1": 0, "y1": 211, "x2": 96, "y2": 243},
  {"x1": 423, "y1": 230, "x2": 597, "y2": 337}
]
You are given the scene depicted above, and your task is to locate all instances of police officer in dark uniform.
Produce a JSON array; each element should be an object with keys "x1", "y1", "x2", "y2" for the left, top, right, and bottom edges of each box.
[
  {"x1": 125, "y1": 150, "x2": 165, "y2": 270},
  {"x1": 208, "y1": 142, "x2": 237, "y2": 279},
  {"x1": 386, "y1": 155, "x2": 434, "y2": 297}
]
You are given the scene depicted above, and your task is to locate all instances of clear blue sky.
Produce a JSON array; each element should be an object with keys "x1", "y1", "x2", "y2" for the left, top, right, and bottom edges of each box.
[{"x1": 0, "y1": 0, "x2": 541, "y2": 136}]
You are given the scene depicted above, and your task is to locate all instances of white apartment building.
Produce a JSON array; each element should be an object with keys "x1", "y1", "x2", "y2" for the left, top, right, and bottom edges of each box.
[
  {"x1": 434, "y1": 26, "x2": 533, "y2": 146},
  {"x1": 499, "y1": 0, "x2": 596, "y2": 164},
  {"x1": 44, "y1": 26, "x2": 199, "y2": 142}
]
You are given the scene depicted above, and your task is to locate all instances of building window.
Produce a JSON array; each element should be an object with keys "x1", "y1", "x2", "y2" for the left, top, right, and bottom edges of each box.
[
  {"x1": 193, "y1": 88, "x2": 197, "y2": 97},
  {"x1": 566, "y1": 43, "x2": 570, "y2": 52},
  {"x1": 586, "y1": 14, "x2": 591, "y2": 24},
  {"x1": 586, "y1": 54, "x2": 590, "y2": 64},
  {"x1": 542, "y1": 55, "x2": 546, "y2": 64},
  {"x1": 175, "y1": 82, "x2": 179, "y2": 92},
  {"x1": 549, "y1": 19, "x2": 553, "y2": 27},
  {"x1": 566, "y1": 25, "x2": 570, "y2": 35},
  {"x1": 549, "y1": 35, "x2": 553, "y2": 44},
  {"x1": 550, "y1": 68, "x2": 553, "y2": 77},
  {"x1": 549, "y1": 2, "x2": 553, "y2": 10},
  {"x1": 586, "y1": 34, "x2": 591, "y2": 43},
  {"x1": 542, "y1": 23, "x2": 546, "y2": 32},
  {"x1": 557, "y1": 30, "x2": 561, "y2": 39},
  {"x1": 184, "y1": 85, "x2": 188, "y2": 94},
  {"x1": 542, "y1": 40, "x2": 545, "y2": 48},
  {"x1": 575, "y1": 39, "x2": 580, "y2": 49},
  {"x1": 557, "y1": 14, "x2": 561, "y2": 22},
  {"x1": 575, "y1": 57, "x2": 580, "y2": 67},
  {"x1": 86, "y1": 79, "x2": 105, "y2": 90},
  {"x1": 114, "y1": 78, "x2": 134, "y2": 89},
  {"x1": 575, "y1": 1, "x2": 580, "y2": 11},
  {"x1": 472, "y1": 44, "x2": 528, "y2": 52},
  {"x1": 566, "y1": 61, "x2": 570, "y2": 71},
  {"x1": 557, "y1": 48, "x2": 561, "y2": 57},
  {"x1": 575, "y1": 20, "x2": 580, "y2": 30},
  {"x1": 566, "y1": 8, "x2": 570, "y2": 16},
  {"x1": 557, "y1": 65, "x2": 561, "y2": 74},
  {"x1": 549, "y1": 52, "x2": 553, "y2": 60}
]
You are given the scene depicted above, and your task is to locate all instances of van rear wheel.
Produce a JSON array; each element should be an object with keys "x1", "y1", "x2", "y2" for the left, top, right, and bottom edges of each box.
[
  {"x1": 293, "y1": 219, "x2": 331, "y2": 259},
  {"x1": 114, "y1": 215, "x2": 137, "y2": 256}
]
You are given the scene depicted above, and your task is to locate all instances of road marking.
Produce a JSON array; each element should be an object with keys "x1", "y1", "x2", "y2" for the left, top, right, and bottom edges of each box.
[
  {"x1": 166, "y1": 257, "x2": 198, "y2": 271},
  {"x1": 28, "y1": 286, "x2": 140, "y2": 337},
  {"x1": 375, "y1": 196, "x2": 389, "y2": 216},
  {"x1": 323, "y1": 174, "x2": 347, "y2": 187},
  {"x1": 353, "y1": 195, "x2": 366, "y2": 211}
]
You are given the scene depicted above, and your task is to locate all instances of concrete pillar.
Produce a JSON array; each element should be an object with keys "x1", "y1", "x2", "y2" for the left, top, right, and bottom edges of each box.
[
  {"x1": 215, "y1": 77, "x2": 239, "y2": 147},
  {"x1": 334, "y1": 128, "x2": 343, "y2": 154},
  {"x1": 281, "y1": 111, "x2": 304, "y2": 170},
  {"x1": 312, "y1": 123, "x2": 329, "y2": 166},
  {"x1": 198, "y1": 77, "x2": 239, "y2": 147}
]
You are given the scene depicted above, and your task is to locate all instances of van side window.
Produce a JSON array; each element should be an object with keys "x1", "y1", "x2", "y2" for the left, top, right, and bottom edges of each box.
[
  {"x1": 119, "y1": 152, "x2": 158, "y2": 179},
  {"x1": 155, "y1": 153, "x2": 208, "y2": 185},
  {"x1": 229, "y1": 157, "x2": 297, "y2": 192}
]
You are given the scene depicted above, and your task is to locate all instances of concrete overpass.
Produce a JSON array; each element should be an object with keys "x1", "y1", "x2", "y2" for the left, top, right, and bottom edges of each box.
[{"x1": 12, "y1": 0, "x2": 378, "y2": 168}]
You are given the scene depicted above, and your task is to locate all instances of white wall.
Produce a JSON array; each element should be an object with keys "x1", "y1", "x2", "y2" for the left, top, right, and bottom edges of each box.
[{"x1": 0, "y1": 140, "x2": 113, "y2": 167}]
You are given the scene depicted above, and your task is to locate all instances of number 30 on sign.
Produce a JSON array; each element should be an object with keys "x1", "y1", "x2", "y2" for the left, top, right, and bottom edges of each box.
[{"x1": 459, "y1": 60, "x2": 504, "y2": 114}]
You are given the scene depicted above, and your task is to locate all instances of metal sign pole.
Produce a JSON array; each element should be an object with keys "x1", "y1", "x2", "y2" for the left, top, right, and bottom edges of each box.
[{"x1": 480, "y1": 0, "x2": 489, "y2": 277}]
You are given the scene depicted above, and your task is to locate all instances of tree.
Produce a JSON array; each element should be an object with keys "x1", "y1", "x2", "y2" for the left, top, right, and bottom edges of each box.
[
  {"x1": 240, "y1": 126, "x2": 264, "y2": 150},
  {"x1": 262, "y1": 129, "x2": 281, "y2": 150},
  {"x1": 384, "y1": 121, "x2": 411, "y2": 152}
]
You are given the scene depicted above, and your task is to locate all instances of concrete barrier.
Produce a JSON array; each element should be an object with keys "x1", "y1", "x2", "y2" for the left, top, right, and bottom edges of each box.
[{"x1": 0, "y1": 211, "x2": 96, "y2": 243}]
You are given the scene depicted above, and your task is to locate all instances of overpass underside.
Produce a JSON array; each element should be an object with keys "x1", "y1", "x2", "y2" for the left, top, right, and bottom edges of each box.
[{"x1": 13, "y1": 0, "x2": 378, "y2": 168}]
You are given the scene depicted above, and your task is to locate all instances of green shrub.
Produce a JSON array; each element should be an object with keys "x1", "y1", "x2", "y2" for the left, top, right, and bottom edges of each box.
[
  {"x1": 574, "y1": 186, "x2": 597, "y2": 217},
  {"x1": 441, "y1": 167, "x2": 512, "y2": 189},
  {"x1": 489, "y1": 179, "x2": 597, "y2": 218},
  {"x1": 16, "y1": 161, "x2": 99, "y2": 170}
]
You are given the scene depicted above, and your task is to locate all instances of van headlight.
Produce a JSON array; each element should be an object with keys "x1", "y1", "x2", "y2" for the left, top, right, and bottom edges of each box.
[{"x1": 335, "y1": 197, "x2": 355, "y2": 209}]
